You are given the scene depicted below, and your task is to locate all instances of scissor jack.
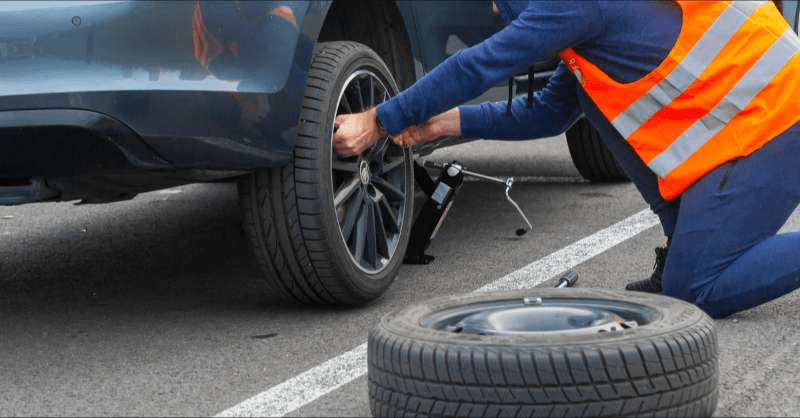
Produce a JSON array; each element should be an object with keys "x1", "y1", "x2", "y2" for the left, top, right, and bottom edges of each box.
[{"x1": 404, "y1": 160, "x2": 534, "y2": 265}]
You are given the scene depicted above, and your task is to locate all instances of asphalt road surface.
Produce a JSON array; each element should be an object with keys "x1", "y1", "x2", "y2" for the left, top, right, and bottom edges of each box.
[{"x1": 1, "y1": 135, "x2": 799, "y2": 417}]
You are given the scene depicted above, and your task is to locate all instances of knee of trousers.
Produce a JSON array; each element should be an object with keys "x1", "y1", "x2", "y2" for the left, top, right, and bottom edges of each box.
[
  {"x1": 662, "y1": 279, "x2": 697, "y2": 304},
  {"x1": 662, "y1": 270, "x2": 710, "y2": 307},
  {"x1": 662, "y1": 272, "x2": 731, "y2": 318}
]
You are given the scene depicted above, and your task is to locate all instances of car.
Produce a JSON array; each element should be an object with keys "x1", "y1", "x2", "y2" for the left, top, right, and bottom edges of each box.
[{"x1": 2, "y1": 1, "x2": 796, "y2": 306}]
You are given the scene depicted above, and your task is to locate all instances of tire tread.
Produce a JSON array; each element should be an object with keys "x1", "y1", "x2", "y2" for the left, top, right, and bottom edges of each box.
[
  {"x1": 368, "y1": 291, "x2": 718, "y2": 417},
  {"x1": 566, "y1": 118, "x2": 629, "y2": 182}
]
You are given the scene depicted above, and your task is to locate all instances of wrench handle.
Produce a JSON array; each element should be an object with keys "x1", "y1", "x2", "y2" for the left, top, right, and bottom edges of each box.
[
  {"x1": 555, "y1": 271, "x2": 579, "y2": 288},
  {"x1": 422, "y1": 161, "x2": 506, "y2": 185}
]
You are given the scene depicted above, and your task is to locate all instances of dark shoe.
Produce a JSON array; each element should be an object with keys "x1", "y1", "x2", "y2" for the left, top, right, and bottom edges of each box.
[{"x1": 625, "y1": 246, "x2": 667, "y2": 293}]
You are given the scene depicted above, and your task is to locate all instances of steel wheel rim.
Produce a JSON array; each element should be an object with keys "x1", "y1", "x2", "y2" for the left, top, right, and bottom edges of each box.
[
  {"x1": 330, "y1": 69, "x2": 408, "y2": 274},
  {"x1": 419, "y1": 298, "x2": 659, "y2": 337}
]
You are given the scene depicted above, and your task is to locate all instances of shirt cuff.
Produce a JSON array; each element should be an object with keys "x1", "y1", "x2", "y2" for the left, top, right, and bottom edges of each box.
[
  {"x1": 458, "y1": 104, "x2": 489, "y2": 139},
  {"x1": 375, "y1": 102, "x2": 403, "y2": 135}
]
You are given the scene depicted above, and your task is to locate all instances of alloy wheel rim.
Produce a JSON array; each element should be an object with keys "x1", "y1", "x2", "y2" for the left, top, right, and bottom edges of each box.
[{"x1": 330, "y1": 69, "x2": 408, "y2": 274}]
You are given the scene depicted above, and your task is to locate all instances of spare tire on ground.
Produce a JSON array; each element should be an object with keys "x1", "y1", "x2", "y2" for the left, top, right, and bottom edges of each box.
[{"x1": 368, "y1": 288, "x2": 718, "y2": 417}]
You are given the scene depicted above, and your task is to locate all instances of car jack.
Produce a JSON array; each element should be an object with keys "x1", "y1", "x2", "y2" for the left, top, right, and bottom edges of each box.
[{"x1": 404, "y1": 160, "x2": 533, "y2": 265}]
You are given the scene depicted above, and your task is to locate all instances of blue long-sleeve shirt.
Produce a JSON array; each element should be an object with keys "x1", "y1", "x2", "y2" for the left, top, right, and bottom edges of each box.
[
  {"x1": 375, "y1": 0, "x2": 685, "y2": 234},
  {"x1": 376, "y1": 0, "x2": 681, "y2": 138}
]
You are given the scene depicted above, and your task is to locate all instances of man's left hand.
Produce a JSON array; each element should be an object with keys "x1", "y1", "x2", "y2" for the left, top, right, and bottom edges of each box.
[{"x1": 393, "y1": 107, "x2": 461, "y2": 148}]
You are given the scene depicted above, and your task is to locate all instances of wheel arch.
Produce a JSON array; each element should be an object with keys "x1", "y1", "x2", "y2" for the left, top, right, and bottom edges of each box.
[{"x1": 315, "y1": 0, "x2": 417, "y2": 90}]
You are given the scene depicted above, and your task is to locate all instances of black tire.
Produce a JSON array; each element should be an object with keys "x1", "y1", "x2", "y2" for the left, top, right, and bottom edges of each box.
[
  {"x1": 566, "y1": 118, "x2": 629, "y2": 182},
  {"x1": 368, "y1": 288, "x2": 718, "y2": 417},
  {"x1": 238, "y1": 41, "x2": 414, "y2": 306}
]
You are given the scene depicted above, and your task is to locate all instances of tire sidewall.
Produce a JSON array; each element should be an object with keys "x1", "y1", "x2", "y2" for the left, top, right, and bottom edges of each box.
[{"x1": 301, "y1": 43, "x2": 414, "y2": 298}]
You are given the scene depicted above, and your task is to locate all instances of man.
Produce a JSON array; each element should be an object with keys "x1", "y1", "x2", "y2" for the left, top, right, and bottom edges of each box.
[{"x1": 332, "y1": 1, "x2": 800, "y2": 318}]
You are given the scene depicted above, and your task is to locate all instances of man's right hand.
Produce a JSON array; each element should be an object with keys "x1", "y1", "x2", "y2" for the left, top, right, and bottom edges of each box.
[{"x1": 332, "y1": 108, "x2": 384, "y2": 158}]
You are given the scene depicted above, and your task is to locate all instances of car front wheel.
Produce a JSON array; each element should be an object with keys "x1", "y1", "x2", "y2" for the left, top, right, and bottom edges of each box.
[{"x1": 239, "y1": 41, "x2": 414, "y2": 306}]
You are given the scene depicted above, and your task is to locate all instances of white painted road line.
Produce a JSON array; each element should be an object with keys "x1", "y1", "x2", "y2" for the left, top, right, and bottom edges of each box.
[
  {"x1": 478, "y1": 208, "x2": 660, "y2": 292},
  {"x1": 215, "y1": 208, "x2": 660, "y2": 418},
  {"x1": 215, "y1": 344, "x2": 369, "y2": 418}
]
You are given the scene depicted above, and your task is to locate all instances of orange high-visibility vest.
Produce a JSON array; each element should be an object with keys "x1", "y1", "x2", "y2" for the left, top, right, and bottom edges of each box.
[{"x1": 559, "y1": 1, "x2": 800, "y2": 200}]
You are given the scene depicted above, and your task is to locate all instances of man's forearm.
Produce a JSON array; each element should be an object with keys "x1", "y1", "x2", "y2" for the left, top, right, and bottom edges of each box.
[
  {"x1": 392, "y1": 108, "x2": 461, "y2": 148},
  {"x1": 459, "y1": 64, "x2": 584, "y2": 140}
]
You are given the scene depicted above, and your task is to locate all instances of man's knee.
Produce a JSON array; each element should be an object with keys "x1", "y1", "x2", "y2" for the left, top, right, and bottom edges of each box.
[
  {"x1": 662, "y1": 275, "x2": 698, "y2": 304},
  {"x1": 662, "y1": 273, "x2": 731, "y2": 318}
]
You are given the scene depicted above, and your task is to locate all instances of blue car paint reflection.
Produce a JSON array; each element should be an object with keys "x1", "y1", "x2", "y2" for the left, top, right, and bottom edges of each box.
[{"x1": 0, "y1": 1, "x2": 316, "y2": 170}]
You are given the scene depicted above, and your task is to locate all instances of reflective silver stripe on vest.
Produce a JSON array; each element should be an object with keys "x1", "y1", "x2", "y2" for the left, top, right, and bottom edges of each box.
[
  {"x1": 612, "y1": 1, "x2": 765, "y2": 139},
  {"x1": 648, "y1": 28, "x2": 800, "y2": 177}
]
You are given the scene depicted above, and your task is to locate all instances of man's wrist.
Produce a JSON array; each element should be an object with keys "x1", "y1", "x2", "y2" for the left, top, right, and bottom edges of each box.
[
  {"x1": 373, "y1": 108, "x2": 387, "y2": 137},
  {"x1": 433, "y1": 107, "x2": 461, "y2": 138}
]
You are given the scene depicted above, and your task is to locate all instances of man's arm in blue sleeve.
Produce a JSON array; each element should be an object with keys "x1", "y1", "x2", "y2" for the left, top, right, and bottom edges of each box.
[
  {"x1": 459, "y1": 62, "x2": 583, "y2": 140},
  {"x1": 375, "y1": 1, "x2": 602, "y2": 135}
]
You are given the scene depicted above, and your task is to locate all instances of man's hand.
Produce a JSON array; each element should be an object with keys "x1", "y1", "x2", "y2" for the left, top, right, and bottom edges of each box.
[
  {"x1": 393, "y1": 108, "x2": 461, "y2": 148},
  {"x1": 332, "y1": 108, "x2": 384, "y2": 158}
]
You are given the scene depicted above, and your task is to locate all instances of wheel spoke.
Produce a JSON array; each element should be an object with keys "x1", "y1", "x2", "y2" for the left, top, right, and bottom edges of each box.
[
  {"x1": 352, "y1": 204, "x2": 367, "y2": 261},
  {"x1": 364, "y1": 202, "x2": 378, "y2": 267},
  {"x1": 372, "y1": 177, "x2": 405, "y2": 203},
  {"x1": 366, "y1": 137, "x2": 390, "y2": 162},
  {"x1": 339, "y1": 93, "x2": 353, "y2": 114},
  {"x1": 370, "y1": 191, "x2": 395, "y2": 248},
  {"x1": 332, "y1": 159, "x2": 358, "y2": 173},
  {"x1": 369, "y1": 76, "x2": 375, "y2": 108},
  {"x1": 371, "y1": 200, "x2": 390, "y2": 259},
  {"x1": 334, "y1": 176, "x2": 361, "y2": 209},
  {"x1": 380, "y1": 155, "x2": 405, "y2": 175},
  {"x1": 376, "y1": 191, "x2": 401, "y2": 234},
  {"x1": 340, "y1": 190, "x2": 364, "y2": 241},
  {"x1": 353, "y1": 78, "x2": 365, "y2": 111}
]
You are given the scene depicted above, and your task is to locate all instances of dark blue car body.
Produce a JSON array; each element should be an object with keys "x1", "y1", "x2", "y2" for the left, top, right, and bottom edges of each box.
[{"x1": 0, "y1": 1, "x2": 503, "y2": 204}]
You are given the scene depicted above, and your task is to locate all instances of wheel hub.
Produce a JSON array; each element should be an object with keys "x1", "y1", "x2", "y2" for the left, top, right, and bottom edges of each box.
[
  {"x1": 422, "y1": 298, "x2": 655, "y2": 337},
  {"x1": 359, "y1": 160, "x2": 370, "y2": 185}
]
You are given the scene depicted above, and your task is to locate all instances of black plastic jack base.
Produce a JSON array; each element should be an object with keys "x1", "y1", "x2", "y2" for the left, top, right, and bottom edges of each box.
[
  {"x1": 402, "y1": 160, "x2": 464, "y2": 265},
  {"x1": 403, "y1": 254, "x2": 436, "y2": 265}
]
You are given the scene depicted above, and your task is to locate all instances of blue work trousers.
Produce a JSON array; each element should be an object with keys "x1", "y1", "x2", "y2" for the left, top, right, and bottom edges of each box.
[
  {"x1": 662, "y1": 125, "x2": 800, "y2": 318},
  {"x1": 583, "y1": 87, "x2": 800, "y2": 318}
]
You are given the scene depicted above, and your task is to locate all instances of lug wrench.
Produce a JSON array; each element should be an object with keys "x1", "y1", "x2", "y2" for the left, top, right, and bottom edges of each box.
[{"x1": 424, "y1": 161, "x2": 533, "y2": 236}]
